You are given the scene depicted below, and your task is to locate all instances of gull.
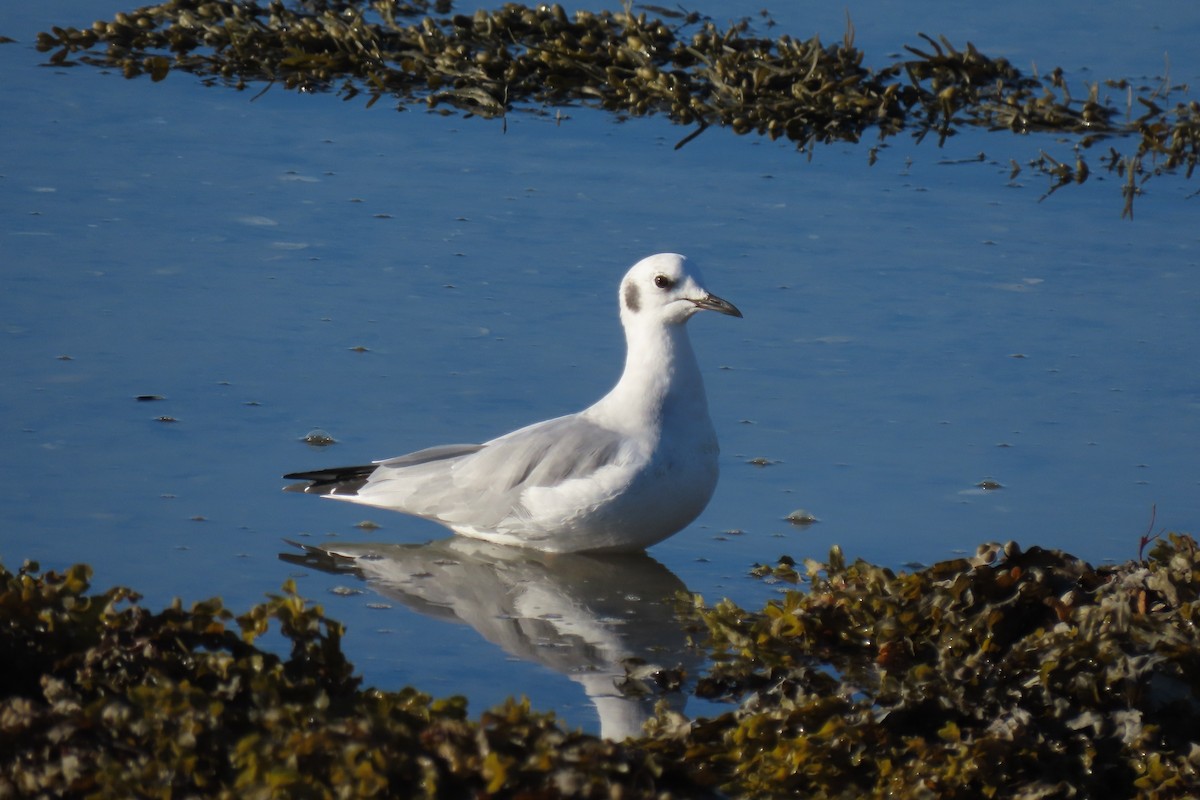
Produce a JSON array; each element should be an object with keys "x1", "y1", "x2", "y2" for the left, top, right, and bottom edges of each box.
[{"x1": 284, "y1": 253, "x2": 741, "y2": 553}]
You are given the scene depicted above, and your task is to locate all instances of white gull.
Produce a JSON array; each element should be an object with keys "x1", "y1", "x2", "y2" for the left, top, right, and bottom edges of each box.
[{"x1": 284, "y1": 253, "x2": 741, "y2": 553}]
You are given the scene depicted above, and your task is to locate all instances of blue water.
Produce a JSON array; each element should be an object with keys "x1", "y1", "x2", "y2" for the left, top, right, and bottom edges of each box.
[{"x1": 2, "y1": 1, "x2": 1198, "y2": 733}]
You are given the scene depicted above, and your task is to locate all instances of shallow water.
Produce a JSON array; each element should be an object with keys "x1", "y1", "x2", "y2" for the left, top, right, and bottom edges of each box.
[{"x1": 2, "y1": 1, "x2": 1198, "y2": 733}]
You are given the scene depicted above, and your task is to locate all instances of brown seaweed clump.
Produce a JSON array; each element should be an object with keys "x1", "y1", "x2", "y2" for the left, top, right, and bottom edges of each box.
[
  {"x1": 3, "y1": 534, "x2": 1200, "y2": 797},
  {"x1": 31, "y1": 1, "x2": 1200, "y2": 216},
  {"x1": 646, "y1": 535, "x2": 1200, "y2": 798},
  {"x1": 0, "y1": 563, "x2": 694, "y2": 798}
]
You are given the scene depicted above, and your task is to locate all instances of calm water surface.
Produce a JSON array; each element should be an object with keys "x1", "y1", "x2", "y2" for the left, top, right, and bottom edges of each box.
[{"x1": 2, "y1": 1, "x2": 1198, "y2": 733}]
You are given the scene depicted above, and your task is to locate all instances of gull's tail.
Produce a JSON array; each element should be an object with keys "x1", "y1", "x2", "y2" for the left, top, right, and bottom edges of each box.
[{"x1": 283, "y1": 464, "x2": 377, "y2": 496}]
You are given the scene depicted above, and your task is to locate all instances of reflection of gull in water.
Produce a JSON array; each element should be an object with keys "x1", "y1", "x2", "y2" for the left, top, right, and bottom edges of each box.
[{"x1": 282, "y1": 537, "x2": 701, "y2": 740}]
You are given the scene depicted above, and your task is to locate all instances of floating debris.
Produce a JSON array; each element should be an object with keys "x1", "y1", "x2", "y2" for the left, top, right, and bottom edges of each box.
[
  {"x1": 784, "y1": 508, "x2": 819, "y2": 525},
  {"x1": 617, "y1": 658, "x2": 687, "y2": 696},
  {"x1": 302, "y1": 428, "x2": 337, "y2": 446},
  {"x1": 32, "y1": 2, "x2": 1200, "y2": 215}
]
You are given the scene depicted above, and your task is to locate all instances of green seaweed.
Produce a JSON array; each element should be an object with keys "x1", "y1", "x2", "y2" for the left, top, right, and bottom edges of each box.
[
  {"x1": 31, "y1": 1, "x2": 1200, "y2": 216},
  {"x1": 4, "y1": 535, "x2": 1200, "y2": 797}
]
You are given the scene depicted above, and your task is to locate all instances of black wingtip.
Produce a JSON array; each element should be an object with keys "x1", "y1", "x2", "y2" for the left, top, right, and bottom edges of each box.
[{"x1": 283, "y1": 464, "x2": 377, "y2": 495}]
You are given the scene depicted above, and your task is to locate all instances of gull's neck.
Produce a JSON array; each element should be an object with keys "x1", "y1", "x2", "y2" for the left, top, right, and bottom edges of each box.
[{"x1": 587, "y1": 319, "x2": 709, "y2": 431}]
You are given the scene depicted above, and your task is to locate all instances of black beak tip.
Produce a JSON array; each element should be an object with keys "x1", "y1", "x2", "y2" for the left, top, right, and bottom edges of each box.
[{"x1": 695, "y1": 293, "x2": 742, "y2": 318}]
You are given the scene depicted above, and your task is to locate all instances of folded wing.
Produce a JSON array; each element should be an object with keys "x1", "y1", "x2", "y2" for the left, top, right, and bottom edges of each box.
[{"x1": 355, "y1": 415, "x2": 635, "y2": 533}]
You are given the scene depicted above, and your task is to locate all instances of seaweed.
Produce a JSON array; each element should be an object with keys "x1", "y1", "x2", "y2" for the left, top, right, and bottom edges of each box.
[
  {"x1": 650, "y1": 536, "x2": 1200, "y2": 797},
  {"x1": 0, "y1": 560, "x2": 695, "y2": 798},
  {"x1": 3, "y1": 535, "x2": 1200, "y2": 797},
  {"x1": 31, "y1": 1, "x2": 1200, "y2": 216}
]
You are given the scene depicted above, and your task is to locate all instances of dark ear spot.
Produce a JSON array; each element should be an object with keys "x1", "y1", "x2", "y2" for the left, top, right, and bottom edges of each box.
[{"x1": 623, "y1": 281, "x2": 640, "y2": 313}]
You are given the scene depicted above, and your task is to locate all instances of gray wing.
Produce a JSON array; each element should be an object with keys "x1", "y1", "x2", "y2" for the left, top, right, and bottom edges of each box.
[
  {"x1": 376, "y1": 443, "x2": 485, "y2": 468},
  {"x1": 356, "y1": 414, "x2": 632, "y2": 529}
]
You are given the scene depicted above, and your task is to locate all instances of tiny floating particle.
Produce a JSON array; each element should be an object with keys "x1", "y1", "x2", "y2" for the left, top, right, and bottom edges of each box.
[
  {"x1": 349, "y1": 345, "x2": 369, "y2": 353},
  {"x1": 355, "y1": 520, "x2": 381, "y2": 530},
  {"x1": 136, "y1": 394, "x2": 166, "y2": 401},
  {"x1": 156, "y1": 416, "x2": 177, "y2": 423},
  {"x1": 747, "y1": 457, "x2": 778, "y2": 467},
  {"x1": 302, "y1": 429, "x2": 336, "y2": 446},
  {"x1": 330, "y1": 585, "x2": 364, "y2": 597},
  {"x1": 785, "y1": 509, "x2": 819, "y2": 526}
]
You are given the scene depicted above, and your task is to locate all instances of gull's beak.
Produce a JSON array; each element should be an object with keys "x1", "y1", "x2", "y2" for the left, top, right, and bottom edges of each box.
[{"x1": 693, "y1": 292, "x2": 743, "y2": 318}]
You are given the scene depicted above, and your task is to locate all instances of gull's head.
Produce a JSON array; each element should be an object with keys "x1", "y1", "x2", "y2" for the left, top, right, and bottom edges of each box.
[{"x1": 619, "y1": 253, "x2": 742, "y2": 328}]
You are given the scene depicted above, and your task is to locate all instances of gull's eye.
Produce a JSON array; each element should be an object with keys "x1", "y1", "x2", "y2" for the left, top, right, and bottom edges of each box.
[{"x1": 654, "y1": 274, "x2": 673, "y2": 290}]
